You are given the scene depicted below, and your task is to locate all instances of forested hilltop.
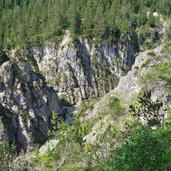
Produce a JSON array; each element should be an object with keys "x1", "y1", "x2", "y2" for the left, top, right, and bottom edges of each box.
[{"x1": 0, "y1": 0, "x2": 171, "y2": 51}]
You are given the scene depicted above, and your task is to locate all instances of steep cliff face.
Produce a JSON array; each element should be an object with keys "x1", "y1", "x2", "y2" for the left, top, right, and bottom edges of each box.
[
  {"x1": 0, "y1": 32, "x2": 139, "y2": 151},
  {"x1": 13, "y1": 39, "x2": 171, "y2": 170},
  {"x1": 77, "y1": 44, "x2": 171, "y2": 145},
  {"x1": 115, "y1": 45, "x2": 171, "y2": 107},
  {"x1": 0, "y1": 58, "x2": 63, "y2": 152},
  {"x1": 30, "y1": 32, "x2": 139, "y2": 104}
]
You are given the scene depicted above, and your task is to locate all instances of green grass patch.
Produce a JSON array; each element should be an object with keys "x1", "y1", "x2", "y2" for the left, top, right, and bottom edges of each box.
[
  {"x1": 77, "y1": 97, "x2": 99, "y2": 116},
  {"x1": 108, "y1": 97, "x2": 125, "y2": 116},
  {"x1": 145, "y1": 61, "x2": 171, "y2": 81},
  {"x1": 60, "y1": 164, "x2": 99, "y2": 171},
  {"x1": 147, "y1": 50, "x2": 156, "y2": 56},
  {"x1": 162, "y1": 42, "x2": 171, "y2": 56},
  {"x1": 141, "y1": 58, "x2": 153, "y2": 68},
  {"x1": 59, "y1": 93, "x2": 70, "y2": 103}
]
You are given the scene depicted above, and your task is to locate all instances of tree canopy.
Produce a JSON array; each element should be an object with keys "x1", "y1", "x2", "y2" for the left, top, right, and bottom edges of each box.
[{"x1": 0, "y1": 0, "x2": 171, "y2": 50}]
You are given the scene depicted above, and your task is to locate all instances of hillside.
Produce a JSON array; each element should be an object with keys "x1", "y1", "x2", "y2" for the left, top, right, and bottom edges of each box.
[
  {"x1": 1, "y1": 0, "x2": 171, "y2": 50},
  {"x1": 12, "y1": 32, "x2": 171, "y2": 170},
  {"x1": 1, "y1": 0, "x2": 171, "y2": 171}
]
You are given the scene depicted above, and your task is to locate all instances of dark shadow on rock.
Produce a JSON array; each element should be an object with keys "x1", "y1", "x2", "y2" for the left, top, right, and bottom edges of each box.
[
  {"x1": 0, "y1": 104, "x2": 27, "y2": 153},
  {"x1": 0, "y1": 51, "x2": 9, "y2": 66}
]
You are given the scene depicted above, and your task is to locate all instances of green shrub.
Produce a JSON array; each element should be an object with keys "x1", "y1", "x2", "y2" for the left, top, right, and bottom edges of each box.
[
  {"x1": 144, "y1": 61, "x2": 171, "y2": 81},
  {"x1": 108, "y1": 97, "x2": 124, "y2": 116},
  {"x1": 106, "y1": 124, "x2": 171, "y2": 171},
  {"x1": 141, "y1": 58, "x2": 152, "y2": 68},
  {"x1": 0, "y1": 143, "x2": 14, "y2": 171},
  {"x1": 104, "y1": 90, "x2": 171, "y2": 170},
  {"x1": 77, "y1": 98, "x2": 99, "y2": 116},
  {"x1": 147, "y1": 50, "x2": 156, "y2": 56},
  {"x1": 130, "y1": 91, "x2": 164, "y2": 127},
  {"x1": 55, "y1": 72, "x2": 62, "y2": 86}
]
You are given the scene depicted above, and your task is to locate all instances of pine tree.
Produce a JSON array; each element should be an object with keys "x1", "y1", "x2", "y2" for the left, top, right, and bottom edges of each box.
[
  {"x1": 129, "y1": 91, "x2": 165, "y2": 127},
  {"x1": 67, "y1": 0, "x2": 81, "y2": 36},
  {"x1": 93, "y1": 4, "x2": 106, "y2": 38}
]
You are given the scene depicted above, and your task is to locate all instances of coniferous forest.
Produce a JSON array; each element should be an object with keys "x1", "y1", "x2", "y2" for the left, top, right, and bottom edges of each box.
[{"x1": 0, "y1": 0, "x2": 171, "y2": 51}]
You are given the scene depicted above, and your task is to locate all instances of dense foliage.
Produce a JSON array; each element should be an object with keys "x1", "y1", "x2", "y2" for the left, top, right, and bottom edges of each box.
[
  {"x1": 129, "y1": 91, "x2": 164, "y2": 127},
  {"x1": 0, "y1": 0, "x2": 171, "y2": 50},
  {"x1": 106, "y1": 124, "x2": 171, "y2": 171},
  {"x1": 30, "y1": 92, "x2": 171, "y2": 171},
  {"x1": 0, "y1": 143, "x2": 14, "y2": 171},
  {"x1": 105, "y1": 92, "x2": 171, "y2": 171}
]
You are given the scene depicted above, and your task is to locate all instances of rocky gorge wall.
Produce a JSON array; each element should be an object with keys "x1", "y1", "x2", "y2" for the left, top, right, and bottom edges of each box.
[
  {"x1": 30, "y1": 31, "x2": 139, "y2": 104},
  {"x1": 0, "y1": 58, "x2": 63, "y2": 152},
  {"x1": 0, "y1": 32, "x2": 139, "y2": 151}
]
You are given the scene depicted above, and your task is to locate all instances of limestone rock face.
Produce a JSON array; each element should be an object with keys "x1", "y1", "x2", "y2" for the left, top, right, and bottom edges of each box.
[
  {"x1": 114, "y1": 45, "x2": 168, "y2": 106},
  {"x1": 0, "y1": 33, "x2": 139, "y2": 151},
  {"x1": 81, "y1": 44, "x2": 171, "y2": 144},
  {"x1": 31, "y1": 33, "x2": 139, "y2": 104},
  {"x1": 0, "y1": 60, "x2": 63, "y2": 152}
]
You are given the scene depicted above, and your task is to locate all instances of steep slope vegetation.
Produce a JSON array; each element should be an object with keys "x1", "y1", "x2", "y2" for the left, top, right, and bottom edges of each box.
[
  {"x1": 13, "y1": 19, "x2": 171, "y2": 170},
  {"x1": 0, "y1": 11, "x2": 167, "y2": 153},
  {"x1": 1, "y1": 0, "x2": 171, "y2": 51},
  {"x1": 1, "y1": 0, "x2": 171, "y2": 170}
]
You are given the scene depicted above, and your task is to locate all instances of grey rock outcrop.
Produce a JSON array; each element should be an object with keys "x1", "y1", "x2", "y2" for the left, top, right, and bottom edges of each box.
[
  {"x1": 81, "y1": 44, "x2": 171, "y2": 144},
  {"x1": 0, "y1": 59, "x2": 63, "y2": 152},
  {"x1": 0, "y1": 32, "x2": 139, "y2": 151},
  {"x1": 115, "y1": 45, "x2": 168, "y2": 106},
  {"x1": 30, "y1": 32, "x2": 139, "y2": 104}
]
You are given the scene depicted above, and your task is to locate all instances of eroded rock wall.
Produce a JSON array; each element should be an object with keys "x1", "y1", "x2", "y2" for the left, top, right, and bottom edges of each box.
[
  {"x1": 0, "y1": 59, "x2": 63, "y2": 152},
  {"x1": 30, "y1": 33, "x2": 139, "y2": 104},
  {"x1": 0, "y1": 32, "x2": 139, "y2": 151}
]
